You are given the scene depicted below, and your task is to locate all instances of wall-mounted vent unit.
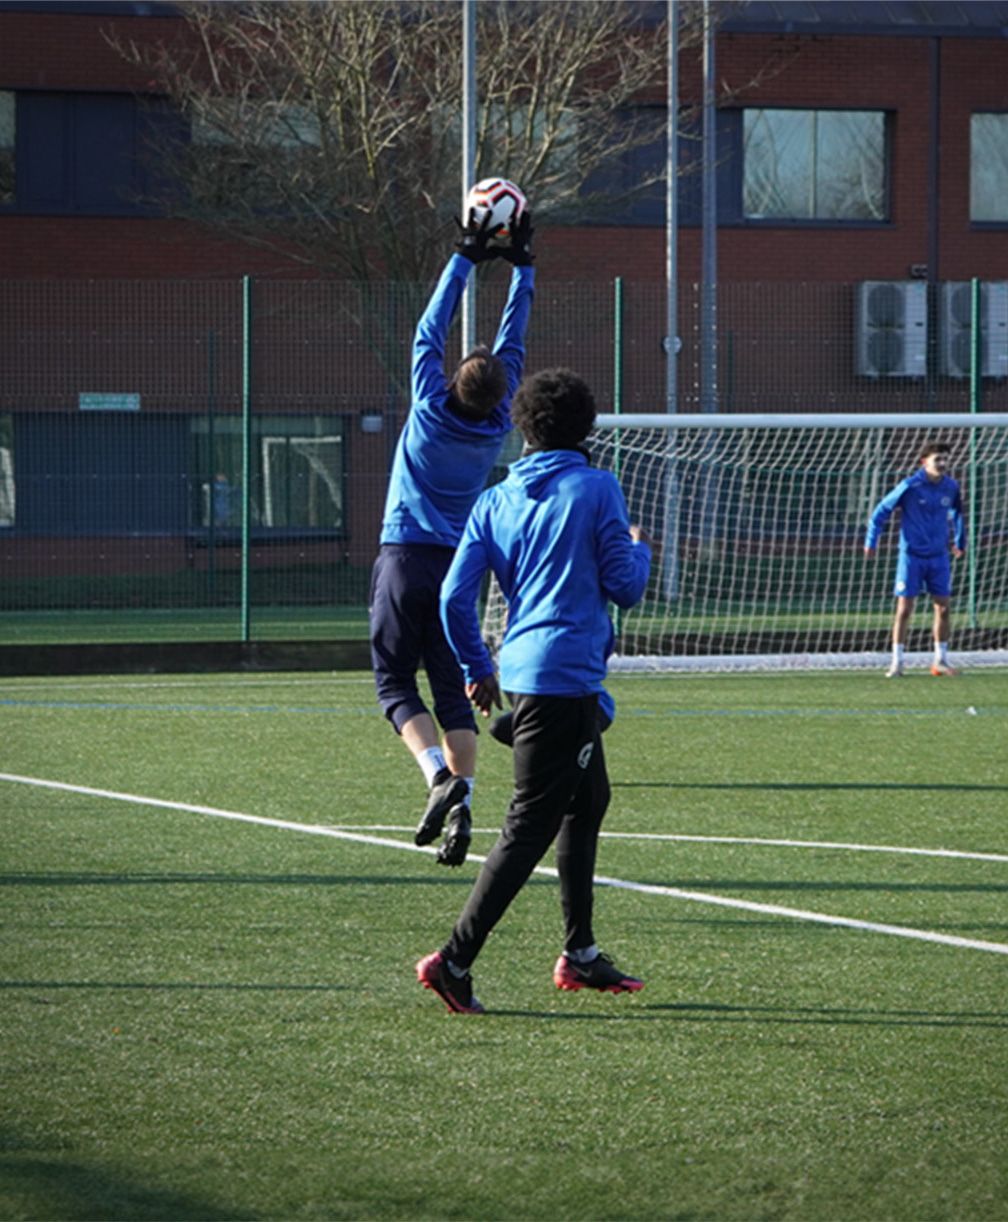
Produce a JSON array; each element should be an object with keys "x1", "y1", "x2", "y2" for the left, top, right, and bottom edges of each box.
[
  {"x1": 939, "y1": 281, "x2": 1008, "y2": 379},
  {"x1": 855, "y1": 281, "x2": 927, "y2": 378}
]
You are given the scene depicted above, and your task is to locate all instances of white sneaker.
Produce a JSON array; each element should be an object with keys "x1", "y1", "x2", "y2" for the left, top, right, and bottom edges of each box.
[{"x1": 885, "y1": 662, "x2": 904, "y2": 678}]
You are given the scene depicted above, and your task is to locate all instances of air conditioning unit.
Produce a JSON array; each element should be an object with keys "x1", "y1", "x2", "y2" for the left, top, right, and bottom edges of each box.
[
  {"x1": 939, "y1": 281, "x2": 1008, "y2": 378},
  {"x1": 855, "y1": 281, "x2": 927, "y2": 378}
]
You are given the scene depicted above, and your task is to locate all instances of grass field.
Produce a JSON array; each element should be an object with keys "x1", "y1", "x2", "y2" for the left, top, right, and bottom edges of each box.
[{"x1": 2, "y1": 668, "x2": 1007, "y2": 1220}]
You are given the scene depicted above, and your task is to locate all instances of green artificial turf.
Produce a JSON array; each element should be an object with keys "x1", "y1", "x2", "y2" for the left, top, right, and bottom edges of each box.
[{"x1": 1, "y1": 669, "x2": 1006, "y2": 1220}]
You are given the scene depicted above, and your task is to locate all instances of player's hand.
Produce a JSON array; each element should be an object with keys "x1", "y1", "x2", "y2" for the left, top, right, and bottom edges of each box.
[
  {"x1": 466, "y1": 674, "x2": 502, "y2": 716},
  {"x1": 454, "y1": 209, "x2": 498, "y2": 264},
  {"x1": 951, "y1": 546, "x2": 965, "y2": 559},
  {"x1": 630, "y1": 524, "x2": 653, "y2": 548},
  {"x1": 864, "y1": 546, "x2": 876, "y2": 558},
  {"x1": 497, "y1": 210, "x2": 534, "y2": 267}
]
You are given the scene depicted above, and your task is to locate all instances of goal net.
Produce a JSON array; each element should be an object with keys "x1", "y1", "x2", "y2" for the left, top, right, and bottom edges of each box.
[{"x1": 482, "y1": 412, "x2": 1008, "y2": 672}]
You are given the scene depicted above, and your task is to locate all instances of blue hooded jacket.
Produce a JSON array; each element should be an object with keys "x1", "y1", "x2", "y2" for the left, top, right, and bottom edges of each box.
[
  {"x1": 864, "y1": 468, "x2": 965, "y2": 557},
  {"x1": 440, "y1": 448, "x2": 651, "y2": 696},
  {"x1": 379, "y1": 254, "x2": 535, "y2": 548}
]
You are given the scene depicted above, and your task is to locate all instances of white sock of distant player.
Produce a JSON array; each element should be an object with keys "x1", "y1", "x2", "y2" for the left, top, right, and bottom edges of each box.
[
  {"x1": 936, "y1": 641, "x2": 949, "y2": 664},
  {"x1": 892, "y1": 643, "x2": 905, "y2": 667},
  {"x1": 418, "y1": 746, "x2": 448, "y2": 786}
]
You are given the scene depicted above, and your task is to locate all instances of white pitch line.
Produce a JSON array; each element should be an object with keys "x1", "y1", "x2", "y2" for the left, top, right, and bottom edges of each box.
[
  {"x1": 3, "y1": 771, "x2": 1008, "y2": 958},
  {"x1": 329, "y1": 825, "x2": 1008, "y2": 865}
]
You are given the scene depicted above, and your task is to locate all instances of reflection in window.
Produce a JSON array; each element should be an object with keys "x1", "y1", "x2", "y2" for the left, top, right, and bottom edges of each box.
[
  {"x1": 0, "y1": 92, "x2": 14, "y2": 204},
  {"x1": 971, "y1": 113, "x2": 1008, "y2": 222},
  {"x1": 191, "y1": 415, "x2": 344, "y2": 532},
  {"x1": 744, "y1": 109, "x2": 886, "y2": 221},
  {"x1": 0, "y1": 414, "x2": 13, "y2": 526},
  {"x1": 188, "y1": 101, "x2": 322, "y2": 213}
]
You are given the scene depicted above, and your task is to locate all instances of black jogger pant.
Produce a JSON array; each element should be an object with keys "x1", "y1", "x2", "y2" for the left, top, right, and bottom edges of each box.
[{"x1": 443, "y1": 692, "x2": 611, "y2": 969}]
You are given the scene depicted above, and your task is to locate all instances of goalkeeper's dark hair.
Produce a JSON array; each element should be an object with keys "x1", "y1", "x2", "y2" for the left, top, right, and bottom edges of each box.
[
  {"x1": 452, "y1": 346, "x2": 508, "y2": 421},
  {"x1": 511, "y1": 367, "x2": 597, "y2": 450},
  {"x1": 920, "y1": 438, "x2": 951, "y2": 460}
]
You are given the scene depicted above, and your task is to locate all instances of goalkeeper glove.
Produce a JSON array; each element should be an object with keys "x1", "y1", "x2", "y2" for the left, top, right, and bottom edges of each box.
[
  {"x1": 454, "y1": 209, "x2": 498, "y2": 264},
  {"x1": 497, "y1": 210, "x2": 534, "y2": 267}
]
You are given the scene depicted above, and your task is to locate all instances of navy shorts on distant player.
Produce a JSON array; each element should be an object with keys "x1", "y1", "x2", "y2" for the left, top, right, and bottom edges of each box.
[
  {"x1": 894, "y1": 551, "x2": 951, "y2": 599},
  {"x1": 369, "y1": 543, "x2": 477, "y2": 735}
]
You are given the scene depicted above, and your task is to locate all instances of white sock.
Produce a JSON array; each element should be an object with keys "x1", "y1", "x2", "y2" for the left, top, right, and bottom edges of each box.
[
  {"x1": 566, "y1": 944, "x2": 599, "y2": 965},
  {"x1": 893, "y1": 644, "x2": 905, "y2": 665},
  {"x1": 417, "y1": 746, "x2": 448, "y2": 787},
  {"x1": 463, "y1": 777, "x2": 474, "y2": 806},
  {"x1": 936, "y1": 641, "x2": 949, "y2": 663}
]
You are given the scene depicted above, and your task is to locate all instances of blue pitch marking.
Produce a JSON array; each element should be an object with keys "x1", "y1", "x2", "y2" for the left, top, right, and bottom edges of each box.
[
  {"x1": 0, "y1": 698, "x2": 379, "y2": 716},
  {"x1": 622, "y1": 705, "x2": 1004, "y2": 718},
  {"x1": 0, "y1": 697, "x2": 1002, "y2": 718}
]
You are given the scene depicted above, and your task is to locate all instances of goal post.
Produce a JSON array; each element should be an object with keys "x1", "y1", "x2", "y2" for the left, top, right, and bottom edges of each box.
[{"x1": 482, "y1": 412, "x2": 1008, "y2": 672}]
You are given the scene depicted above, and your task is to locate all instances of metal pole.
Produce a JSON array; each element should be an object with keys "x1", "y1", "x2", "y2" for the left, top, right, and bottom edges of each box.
[
  {"x1": 206, "y1": 329, "x2": 217, "y2": 604},
  {"x1": 700, "y1": 0, "x2": 718, "y2": 412},
  {"x1": 241, "y1": 275, "x2": 252, "y2": 643},
  {"x1": 613, "y1": 276, "x2": 624, "y2": 639},
  {"x1": 461, "y1": 0, "x2": 477, "y2": 358},
  {"x1": 666, "y1": 0, "x2": 678, "y2": 414},
  {"x1": 968, "y1": 276, "x2": 980, "y2": 629},
  {"x1": 662, "y1": 0, "x2": 681, "y2": 600}
]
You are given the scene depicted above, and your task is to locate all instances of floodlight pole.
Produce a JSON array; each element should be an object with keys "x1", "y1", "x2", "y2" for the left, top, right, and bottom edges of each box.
[
  {"x1": 661, "y1": 0, "x2": 681, "y2": 602},
  {"x1": 666, "y1": 0, "x2": 678, "y2": 415},
  {"x1": 700, "y1": 0, "x2": 718, "y2": 413},
  {"x1": 461, "y1": 0, "x2": 477, "y2": 358}
]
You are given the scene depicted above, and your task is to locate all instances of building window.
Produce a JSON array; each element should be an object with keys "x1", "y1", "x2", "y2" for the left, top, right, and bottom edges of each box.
[
  {"x1": 743, "y1": 108, "x2": 887, "y2": 221},
  {"x1": 0, "y1": 414, "x2": 13, "y2": 527},
  {"x1": 191, "y1": 415, "x2": 345, "y2": 534},
  {"x1": 971, "y1": 113, "x2": 1008, "y2": 222},
  {"x1": 187, "y1": 101, "x2": 322, "y2": 215},
  {"x1": 4, "y1": 91, "x2": 170, "y2": 215},
  {"x1": 0, "y1": 92, "x2": 13, "y2": 205}
]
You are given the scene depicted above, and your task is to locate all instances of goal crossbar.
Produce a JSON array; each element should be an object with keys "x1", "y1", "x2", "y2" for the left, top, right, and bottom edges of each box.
[{"x1": 595, "y1": 412, "x2": 1008, "y2": 430}]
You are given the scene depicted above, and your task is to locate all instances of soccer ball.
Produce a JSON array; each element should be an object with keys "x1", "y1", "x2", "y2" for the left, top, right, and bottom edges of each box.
[{"x1": 465, "y1": 177, "x2": 527, "y2": 239}]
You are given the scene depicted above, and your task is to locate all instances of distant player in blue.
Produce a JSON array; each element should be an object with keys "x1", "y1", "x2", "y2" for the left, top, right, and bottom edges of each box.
[
  {"x1": 416, "y1": 367, "x2": 652, "y2": 1014},
  {"x1": 864, "y1": 438, "x2": 965, "y2": 677},
  {"x1": 369, "y1": 210, "x2": 535, "y2": 867}
]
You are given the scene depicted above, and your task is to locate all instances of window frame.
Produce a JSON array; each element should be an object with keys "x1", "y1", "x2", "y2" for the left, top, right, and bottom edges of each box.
[
  {"x1": 0, "y1": 88, "x2": 173, "y2": 217},
  {"x1": 736, "y1": 105, "x2": 892, "y2": 229},
  {"x1": 189, "y1": 413, "x2": 348, "y2": 542},
  {"x1": 970, "y1": 111, "x2": 1008, "y2": 228}
]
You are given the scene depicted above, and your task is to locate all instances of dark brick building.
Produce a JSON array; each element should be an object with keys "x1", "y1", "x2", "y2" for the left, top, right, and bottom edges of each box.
[{"x1": 2, "y1": 1, "x2": 1006, "y2": 605}]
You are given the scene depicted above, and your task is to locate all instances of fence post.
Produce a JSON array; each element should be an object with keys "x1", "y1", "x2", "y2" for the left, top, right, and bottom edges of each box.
[
  {"x1": 241, "y1": 275, "x2": 253, "y2": 643},
  {"x1": 968, "y1": 277, "x2": 980, "y2": 630}
]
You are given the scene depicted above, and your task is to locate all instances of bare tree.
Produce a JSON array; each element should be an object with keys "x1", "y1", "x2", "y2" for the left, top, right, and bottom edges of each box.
[{"x1": 112, "y1": 0, "x2": 722, "y2": 283}]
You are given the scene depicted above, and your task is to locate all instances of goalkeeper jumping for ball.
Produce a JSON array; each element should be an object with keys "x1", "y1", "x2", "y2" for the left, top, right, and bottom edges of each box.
[
  {"x1": 416, "y1": 367, "x2": 653, "y2": 1014},
  {"x1": 863, "y1": 438, "x2": 966, "y2": 678},
  {"x1": 368, "y1": 209, "x2": 535, "y2": 868}
]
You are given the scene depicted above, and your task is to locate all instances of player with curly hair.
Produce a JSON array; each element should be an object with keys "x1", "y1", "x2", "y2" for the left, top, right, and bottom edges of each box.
[{"x1": 416, "y1": 367, "x2": 652, "y2": 1013}]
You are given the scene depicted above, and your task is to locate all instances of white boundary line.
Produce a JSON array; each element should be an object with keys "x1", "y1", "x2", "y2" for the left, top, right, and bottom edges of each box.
[
  {"x1": 332, "y1": 826, "x2": 1008, "y2": 865},
  {"x1": 3, "y1": 770, "x2": 1007, "y2": 958}
]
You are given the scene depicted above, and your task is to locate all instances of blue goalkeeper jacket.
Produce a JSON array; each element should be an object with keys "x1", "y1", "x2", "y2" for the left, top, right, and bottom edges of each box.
[
  {"x1": 379, "y1": 254, "x2": 535, "y2": 548},
  {"x1": 864, "y1": 468, "x2": 965, "y2": 556},
  {"x1": 440, "y1": 448, "x2": 652, "y2": 696}
]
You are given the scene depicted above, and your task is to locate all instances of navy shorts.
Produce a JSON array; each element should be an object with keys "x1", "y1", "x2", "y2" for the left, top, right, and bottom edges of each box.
[
  {"x1": 369, "y1": 544, "x2": 477, "y2": 735},
  {"x1": 894, "y1": 551, "x2": 952, "y2": 599}
]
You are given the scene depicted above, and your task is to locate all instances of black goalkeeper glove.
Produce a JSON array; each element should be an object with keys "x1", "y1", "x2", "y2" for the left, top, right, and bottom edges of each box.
[
  {"x1": 454, "y1": 209, "x2": 498, "y2": 264},
  {"x1": 497, "y1": 210, "x2": 534, "y2": 267}
]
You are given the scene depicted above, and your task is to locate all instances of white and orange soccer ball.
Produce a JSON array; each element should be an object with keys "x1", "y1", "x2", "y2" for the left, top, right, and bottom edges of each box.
[{"x1": 465, "y1": 177, "x2": 527, "y2": 239}]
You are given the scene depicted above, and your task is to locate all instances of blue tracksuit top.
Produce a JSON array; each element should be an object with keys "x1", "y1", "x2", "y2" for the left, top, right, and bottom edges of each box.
[
  {"x1": 864, "y1": 468, "x2": 965, "y2": 556},
  {"x1": 379, "y1": 254, "x2": 535, "y2": 547},
  {"x1": 440, "y1": 448, "x2": 652, "y2": 695}
]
